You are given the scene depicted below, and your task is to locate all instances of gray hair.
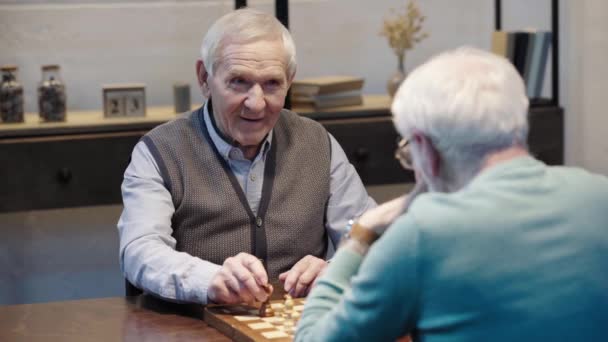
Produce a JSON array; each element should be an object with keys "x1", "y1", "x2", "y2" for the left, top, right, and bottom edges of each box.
[
  {"x1": 392, "y1": 47, "x2": 529, "y2": 189},
  {"x1": 200, "y1": 8, "x2": 297, "y2": 78}
]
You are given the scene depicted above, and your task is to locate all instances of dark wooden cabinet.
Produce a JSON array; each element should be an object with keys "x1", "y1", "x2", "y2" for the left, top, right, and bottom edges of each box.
[
  {"x1": 320, "y1": 105, "x2": 564, "y2": 186},
  {"x1": 0, "y1": 132, "x2": 143, "y2": 212},
  {"x1": 0, "y1": 99, "x2": 563, "y2": 213},
  {"x1": 0, "y1": 118, "x2": 410, "y2": 212},
  {"x1": 320, "y1": 117, "x2": 414, "y2": 185},
  {"x1": 527, "y1": 105, "x2": 564, "y2": 165}
]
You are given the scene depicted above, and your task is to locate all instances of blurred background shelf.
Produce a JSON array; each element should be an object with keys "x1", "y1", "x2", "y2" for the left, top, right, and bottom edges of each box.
[
  {"x1": 0, "y1": 95, "x2": 412, "y2": 213},
  {"x1": 0, "y1": 94, "x2": 562, "y2": 213}
]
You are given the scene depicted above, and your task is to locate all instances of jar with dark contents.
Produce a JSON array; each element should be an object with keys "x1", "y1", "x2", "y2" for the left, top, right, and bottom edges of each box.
[
  {"x1": 38, "y1": 64, "x2": 66, "y2": 122},
  {"x1": 0, "y1": 65, "x2": 24, "y2": 123}
]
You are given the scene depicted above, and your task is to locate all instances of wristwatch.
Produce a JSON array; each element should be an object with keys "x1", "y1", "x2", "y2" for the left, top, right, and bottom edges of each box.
[{"x1": 342, "y1": 219, "x2": 380, "y2": 247}]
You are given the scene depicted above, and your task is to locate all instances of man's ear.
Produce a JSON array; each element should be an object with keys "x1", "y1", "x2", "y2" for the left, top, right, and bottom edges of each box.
[
  {"x1": 286, "y1": 67, "x2": 296, "y2": 88},
  {"x1": 412, "y1": 132, "x2": 441, "y2": 178},
  {"x1": 196, "y1": 59, "x2": 211, "y2": 98}
]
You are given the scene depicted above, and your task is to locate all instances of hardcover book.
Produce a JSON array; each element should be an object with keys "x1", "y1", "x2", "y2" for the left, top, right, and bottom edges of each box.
[
  {"x1": 291, "y1": 76, "x2": 364, "y2": 96},
  {"x1": 512, "y1": 32, "x2": 530, "y2": 76},
  {"x1": 523, "y1": 31, "x2": 539, "y2": 84},
  {"x1": 291, "y1": 91, "x2": 363, "y2": 110},
  {"x1": 527, "y1": 31, "x2": 552, "y2": 99},
  {"x1": 491, "y1": 31, "x2": 509, "y2": 57}
]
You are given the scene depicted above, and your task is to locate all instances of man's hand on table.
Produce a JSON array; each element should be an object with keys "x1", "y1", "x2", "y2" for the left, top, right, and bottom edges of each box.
[{"x1": 278, "y1": 255, "x2": 327, "y2": 298}]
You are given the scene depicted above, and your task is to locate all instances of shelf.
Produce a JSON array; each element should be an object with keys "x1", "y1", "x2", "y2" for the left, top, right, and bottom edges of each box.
[
  {"x1": 0, "y1": 95, "x2": 391, "y2": 139},
  {"x1": 495, "y1": 0, "x2": 560, "y2": 106},
  {"x1": 0, "y1": 106, "x2": 178, "y2": 139}
]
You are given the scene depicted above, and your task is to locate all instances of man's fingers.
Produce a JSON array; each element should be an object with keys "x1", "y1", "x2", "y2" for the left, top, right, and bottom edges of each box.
[
  {"x1": 233, "y1": 266, "x2": 267, "y2": 302},
  {"x1": 220, "y1": 267, "x2": 243, "y2": 295},
  {"x1": 237, "y1": 283, "x2": 255, "y2": 303},
  {"x1": 208, "y1": 274, "x2": 241, "y2": 304},
  {"x1": 284, "y1": 255, "x2": 314, "y2": 293},
  {"x1": 293, "y1": 280, "x2": 308, "y2": 297},
  {"x1": 240, "y1": 254, "x2": 269, "y2": 286},
  {"x1": 218, "y1": 253, "x2": 333, "y2": 302},
  {"x1": 239, "y1": 254, "x2": 270, "y2": 301},
  {"x1": 283, "y1": 255, "x2": 327, "y2": 296},
  {"x1": 283, "y1": 266, "x2": 302, "y2": 294},
  {"x1": 293, "y1": 260, "x2": 326, "y2": 297},
  {"x1": 294, "y1": 267, "x2": 319, "y2": 292},
  {"x1": 223, "y1": 254, "x2": 266, "y2": 303}
]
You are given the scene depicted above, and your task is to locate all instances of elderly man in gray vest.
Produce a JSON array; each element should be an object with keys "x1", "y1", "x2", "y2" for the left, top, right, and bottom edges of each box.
[{"x1": 117, "y1": 8, "x2": 376, "y2": 304}]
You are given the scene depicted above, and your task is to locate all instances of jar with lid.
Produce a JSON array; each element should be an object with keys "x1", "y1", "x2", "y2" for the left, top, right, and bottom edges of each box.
[
  {"x1": 0, "y1": 65, "x2": 25, "y2": 123},
  {"x1": 38, "y1": 64, "x2": 67, "y2": 122}
]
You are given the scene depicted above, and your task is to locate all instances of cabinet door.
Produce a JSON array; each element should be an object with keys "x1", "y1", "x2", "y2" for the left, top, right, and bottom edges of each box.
[
  {"x1": 320, "y1": 107, "x2": 564, "y2": 186},
  {"x1": 528, "y1": 106, "x2": 564, "y2": 165},
  {"x1": 0, "y1": 132, "x2": 143, "y2": 212},
  {"x1": 320, "y1": 117, "x2": 414, "y2": 185}
]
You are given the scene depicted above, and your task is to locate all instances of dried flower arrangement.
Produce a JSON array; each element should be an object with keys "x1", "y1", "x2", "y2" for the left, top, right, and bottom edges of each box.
[{"x1": 380, "y1": 0, "x2": 429, "y2": 62}]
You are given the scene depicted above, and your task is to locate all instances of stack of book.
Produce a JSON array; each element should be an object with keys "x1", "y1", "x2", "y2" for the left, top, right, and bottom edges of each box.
[
  {"x1": 290, "y1": 76, "x2": 364, "y2": 110},
  {"x1": 491, "y1": 30, "x2": 552, "y2": 100}
]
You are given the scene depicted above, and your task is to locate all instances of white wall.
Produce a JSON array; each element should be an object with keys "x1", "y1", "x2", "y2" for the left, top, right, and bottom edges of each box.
[
  {"x1": 561, "y1": 0, "x2": 608, "y2": 174},
  {"x1": 0, "y1": 0, "x2": 494, "y2": 112},
  {"x1": 1, "y1": 0, "x2": 606, "y2": 174}
]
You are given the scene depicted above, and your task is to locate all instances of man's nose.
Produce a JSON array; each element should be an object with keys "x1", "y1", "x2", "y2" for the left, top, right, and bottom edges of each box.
[{"x1": 244, "y1": 84, "x2": 265, "y2": 112}]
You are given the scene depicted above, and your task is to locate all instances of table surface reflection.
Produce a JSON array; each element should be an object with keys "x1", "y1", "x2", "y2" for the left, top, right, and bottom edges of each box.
[{"x1": 0, "y1": 296, "x2": 230, "y2": 342}]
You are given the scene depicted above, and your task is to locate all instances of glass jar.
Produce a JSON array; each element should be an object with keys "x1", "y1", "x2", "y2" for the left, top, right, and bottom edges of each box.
[
  {"x1": 0, "y1": 65, "x2": 25, "y2": 123},
  {"x1": 38, "y1": 64, "x2": 67, "y2": 122}
]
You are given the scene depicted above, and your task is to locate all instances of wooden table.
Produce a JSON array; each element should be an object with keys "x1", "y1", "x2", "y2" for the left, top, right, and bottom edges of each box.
[{"x1": 0, "y1": 296, "x2": 230, "y2": 342}]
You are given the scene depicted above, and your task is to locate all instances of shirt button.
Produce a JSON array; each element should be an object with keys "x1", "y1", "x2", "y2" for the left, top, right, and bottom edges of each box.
[
  {"x1": 256, "y1": 217, "x2": 263, "y2": 227},
  {"x1": 250, "y1": 174, "x2": 256, "y2": 182}
]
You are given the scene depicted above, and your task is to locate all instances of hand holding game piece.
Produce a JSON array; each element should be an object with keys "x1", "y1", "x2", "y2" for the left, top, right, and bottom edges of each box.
[
  {"x1": 207, "y1": 252, "x2": 271, "y2": 304},
  {"x1": 258, "y1": 283, "x2": 274, "y2": 317},
  {"x1": 278, "y1": 255, "x2": 327, "y2": 297}
]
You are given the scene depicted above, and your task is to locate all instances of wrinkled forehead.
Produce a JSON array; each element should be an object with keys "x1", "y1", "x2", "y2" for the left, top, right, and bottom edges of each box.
[{"x1": 215, "y1": 36, "x2": 290, "y2": 75}]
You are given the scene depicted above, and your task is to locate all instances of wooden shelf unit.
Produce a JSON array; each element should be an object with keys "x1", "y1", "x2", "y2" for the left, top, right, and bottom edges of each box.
[{"x1": 0, "y1": 95, "x2": 562, "y2": 213}]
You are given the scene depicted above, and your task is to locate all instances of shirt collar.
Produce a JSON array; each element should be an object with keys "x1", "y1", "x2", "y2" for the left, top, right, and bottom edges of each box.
[{"x1": 203, "y1": 99, "x2": 273, "y2": 161}]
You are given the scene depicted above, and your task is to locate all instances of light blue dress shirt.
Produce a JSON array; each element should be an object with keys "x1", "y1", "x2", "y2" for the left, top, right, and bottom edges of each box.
[{"x1": 117, "y1": 102, "x2": 377, "y2": 303}]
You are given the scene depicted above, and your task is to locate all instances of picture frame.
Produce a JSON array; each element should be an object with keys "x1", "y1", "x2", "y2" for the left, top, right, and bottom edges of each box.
[{"x1": 103, "y1": 83, "x2": 146, "y2": 118}]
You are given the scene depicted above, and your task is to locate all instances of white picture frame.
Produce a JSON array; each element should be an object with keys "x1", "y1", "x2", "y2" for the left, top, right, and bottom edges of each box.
[{"x1": 103, "y1": 84, "x2": 146, "y2": 118}]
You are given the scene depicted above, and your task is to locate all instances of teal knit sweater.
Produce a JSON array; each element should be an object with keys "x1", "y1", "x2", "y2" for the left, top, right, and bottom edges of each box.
[{"x1": 296, "y1": 157, "x2": 608, "y2": 342}]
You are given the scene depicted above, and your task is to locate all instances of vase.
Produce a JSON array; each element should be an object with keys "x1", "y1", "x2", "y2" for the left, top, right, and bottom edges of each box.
[{"x1": 387, "y1": 54, "x2": 407, "y2": 98}]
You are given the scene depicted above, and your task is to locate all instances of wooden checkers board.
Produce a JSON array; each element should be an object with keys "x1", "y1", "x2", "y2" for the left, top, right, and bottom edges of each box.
[{"x1": 203, "y1": 298, "x2": 306, "y2": 342}]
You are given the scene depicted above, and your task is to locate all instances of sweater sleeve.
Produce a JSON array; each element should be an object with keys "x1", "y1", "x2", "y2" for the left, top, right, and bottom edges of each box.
[{"x1": 296, "y1": 214, "x2": 421, "y2": 342}]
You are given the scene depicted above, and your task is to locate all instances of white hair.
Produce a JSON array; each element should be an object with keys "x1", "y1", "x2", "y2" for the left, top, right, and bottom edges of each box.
[
  {"x1": 392, "y1": 47, "x2": 529, "y2": 189},
  {"x1": 200, "y1": 8, "x2": 297, "y2": 79}
]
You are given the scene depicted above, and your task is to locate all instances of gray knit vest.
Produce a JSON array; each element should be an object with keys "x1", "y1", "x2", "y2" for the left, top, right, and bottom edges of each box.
[{"x1": 141, "y1": 107, "x2": 331, "y2": 278}]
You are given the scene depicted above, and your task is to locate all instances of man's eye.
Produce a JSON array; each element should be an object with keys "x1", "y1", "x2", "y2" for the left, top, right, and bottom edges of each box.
[
  {"x1": 230, "y1": 78, "x2": 247, "y2": 86},
  {"x1": 264, "y1": 79, "x2": 282, "y2": 89}
]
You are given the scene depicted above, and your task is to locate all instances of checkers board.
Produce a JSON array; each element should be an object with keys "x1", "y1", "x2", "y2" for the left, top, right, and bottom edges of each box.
[{"x1": 203, "y1": 298, "x2": 306, "y2": 342}]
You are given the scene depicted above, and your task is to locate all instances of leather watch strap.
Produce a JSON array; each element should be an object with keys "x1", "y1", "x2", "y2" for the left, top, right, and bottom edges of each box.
[{"x1": 349, "y1": 222, "x2": 380, "y2": 246}]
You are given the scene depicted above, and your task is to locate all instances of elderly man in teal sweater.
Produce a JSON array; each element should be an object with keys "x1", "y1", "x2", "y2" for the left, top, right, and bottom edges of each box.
[{"x1": 296, "y1": 47, "x2": 608, "y2": 341}]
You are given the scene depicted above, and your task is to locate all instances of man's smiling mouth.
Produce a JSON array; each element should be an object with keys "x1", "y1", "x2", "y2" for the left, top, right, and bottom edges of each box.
[{"x1": 241, "y1": 117, "x2": 263, "y2": 122}]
